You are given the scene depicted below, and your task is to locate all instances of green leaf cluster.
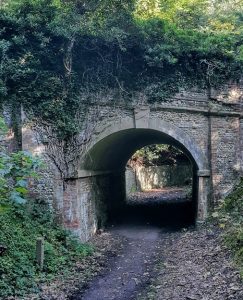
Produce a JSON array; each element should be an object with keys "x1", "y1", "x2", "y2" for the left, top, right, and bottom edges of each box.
[
  {"x1": 0, "y1": 200, "x2": 93, "y2": 297},
  {"x1": 130, "y1": 144, "x2": 185, "y2": 166},
  {"x1": 0, "y1": 148, "x2": 42, "y2": 205}
]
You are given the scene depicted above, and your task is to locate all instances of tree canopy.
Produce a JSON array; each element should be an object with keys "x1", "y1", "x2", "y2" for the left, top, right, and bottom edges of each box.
[{"x1": 0, "y1": 0, "x2": 242, "y2": 137}]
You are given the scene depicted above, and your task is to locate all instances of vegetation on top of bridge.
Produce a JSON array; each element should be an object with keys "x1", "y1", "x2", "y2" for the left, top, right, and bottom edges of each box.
[{"x1": 0, "y1": 0, "x2": 242, "y2": 138}]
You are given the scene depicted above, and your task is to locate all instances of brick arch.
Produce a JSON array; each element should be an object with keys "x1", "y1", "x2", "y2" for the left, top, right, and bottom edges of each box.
[
  {"x1": 79, "y1": 115, "x2": 210, "y2": 225},
  {"x1": 81, "y1": 116, "x2": 209, "y2": 172}
]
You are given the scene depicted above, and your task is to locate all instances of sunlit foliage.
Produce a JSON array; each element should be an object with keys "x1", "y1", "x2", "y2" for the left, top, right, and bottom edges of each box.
[{"x1": 134, "y1": 0, "x2": 243, "y2": 32}]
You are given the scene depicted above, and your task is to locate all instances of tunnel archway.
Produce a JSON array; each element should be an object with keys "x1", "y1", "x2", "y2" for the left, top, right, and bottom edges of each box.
[
  {"x1": 82, "y1": 118, "x2": 208, "y2": 172},
  {"x1": 79, "y1": 116, "x2": 210, "y2": 231}
]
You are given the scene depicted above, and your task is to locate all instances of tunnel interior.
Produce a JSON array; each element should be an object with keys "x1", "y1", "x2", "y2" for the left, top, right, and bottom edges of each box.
[{"x1": 83, "y1": 128, "x2": 199, "y2": 229}]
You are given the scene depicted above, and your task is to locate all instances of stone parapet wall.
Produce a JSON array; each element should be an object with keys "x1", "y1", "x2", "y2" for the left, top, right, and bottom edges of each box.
[{"x1": 210, "y1": 81, "x2": 243, "y2": 105}]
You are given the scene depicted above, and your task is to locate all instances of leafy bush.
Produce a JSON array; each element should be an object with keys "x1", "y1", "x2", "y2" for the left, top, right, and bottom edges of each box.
[
  {"x1": 0, "y1": 150, "x2": 42, "y2": 204},
  {"x1": 129, "y1": 144, "x2": 187, "y2": 166},
  {"x1": 213, "y1": 178, "x2": 243, "y2": 276},
  {"x1": 0, "y1": 116, "x2": 42, "y2": 205},
  {"x1": 0, "y1": 201, "x2": 93, "y2": 298},
  {"x1": 0, "y1": 117, "x2": 93, "y2": 298}
]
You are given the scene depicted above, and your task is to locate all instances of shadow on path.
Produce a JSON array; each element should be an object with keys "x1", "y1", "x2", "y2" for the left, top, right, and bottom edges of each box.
[{"x1": 111, "y1": 188, "x2": 195, "y2": 229}]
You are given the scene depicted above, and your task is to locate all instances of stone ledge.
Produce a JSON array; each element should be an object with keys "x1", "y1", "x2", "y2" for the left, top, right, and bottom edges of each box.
[
  {"x1": 197, "y1": 170, "x2": 211, "y2": 177},
  {"x1": 78, "y1": 169, "x2": 124, "y2": 178},
  {"x1": 151, "y1": 105, "x2": 242, "y2": 117}
]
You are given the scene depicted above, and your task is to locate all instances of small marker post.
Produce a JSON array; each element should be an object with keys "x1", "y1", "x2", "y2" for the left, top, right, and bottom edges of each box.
[{"x1": 36, "y1": 237, "x2": 44, "y2": 270}]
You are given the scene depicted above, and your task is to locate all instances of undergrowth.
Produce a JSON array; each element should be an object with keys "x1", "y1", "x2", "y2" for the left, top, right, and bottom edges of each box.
[
  {"x1": 213, "y1": 178, "x2": 243, "y2": 277},
  {"x1": 0, "y1": 199, "x2": 93, "y2": 298}
]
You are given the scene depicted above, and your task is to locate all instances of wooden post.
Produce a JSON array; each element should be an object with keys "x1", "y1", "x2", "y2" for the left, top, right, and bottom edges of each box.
[{"x1": 36, "y1": 237, "x2": 44, "y2": 270}]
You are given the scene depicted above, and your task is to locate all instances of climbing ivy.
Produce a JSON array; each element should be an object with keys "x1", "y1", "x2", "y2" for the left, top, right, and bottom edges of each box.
[{"x1": 0, "y1": 0, "x2": 242, "y2": 137}]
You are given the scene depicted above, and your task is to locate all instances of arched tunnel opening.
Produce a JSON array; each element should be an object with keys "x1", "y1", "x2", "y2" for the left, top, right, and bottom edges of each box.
[
  {"x1": 83, "y1": 128, "x2": 200, "y2": 231},
  {"x1": 123, "y1": 143, "x2": 195, "y2": 228}
]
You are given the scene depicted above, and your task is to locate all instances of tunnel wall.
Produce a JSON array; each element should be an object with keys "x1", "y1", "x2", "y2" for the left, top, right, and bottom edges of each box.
[
  {"x1": 63, "y1": 172, "x2": 127, "y2": 241},
  {"x1": 126, "y1": 164, "x2": 192, "y2": 193}
]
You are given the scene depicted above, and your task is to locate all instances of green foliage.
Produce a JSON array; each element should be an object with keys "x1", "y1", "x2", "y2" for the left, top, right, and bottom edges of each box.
[
  {"x1": 0, "y1": 117, "x2": 41, "y2": 205},
  {"x1": 0, "y1": 117, "x2": 8, "y2": 136},
  {"x1": 0, "y1": 200, "x2": 93, "y2": 297},
  {"x1": 0, "y1": 150, "x2": 42, "y2": 204},
  {"x1": 212, "y1": 178, "x2": 243, "y2": 276},
  {"x1": 0, "y1": 0, "x2": 242, "y2": 138},
  {"x1": 0, "y1": 116, "x2": 93, "y2": 297},
  {"x1": 130, "y1": 144, "x2": 186, "y2": 166},
  {"x1": 134, "y1": 0, "x2": 243, "y2": 33}
]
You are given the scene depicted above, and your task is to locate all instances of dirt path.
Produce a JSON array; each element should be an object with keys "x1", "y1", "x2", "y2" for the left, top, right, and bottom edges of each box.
[
  {"x1": 75, "y1": 189, "x2": 193, "y2": 299},
  {"x1": 24, "y1": 191, "x2": 242, "y2": 300},
  {"x1": 69, "y1": 190, "x2": 242, "y2": 300},
  {"x1": 127, "y1": 187, "x2": 189, "y2": 205},
  {"x1": 71, "y1": 225, "x2": 242, "y2": 300},
  {"x1": 73, "y1": 223, "x2": 163, "y2": 300}
]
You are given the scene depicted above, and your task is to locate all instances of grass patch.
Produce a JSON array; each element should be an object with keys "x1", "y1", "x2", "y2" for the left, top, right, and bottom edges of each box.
[{"x1": 0, "y1": 199, "x2": 93, "y2": 298}]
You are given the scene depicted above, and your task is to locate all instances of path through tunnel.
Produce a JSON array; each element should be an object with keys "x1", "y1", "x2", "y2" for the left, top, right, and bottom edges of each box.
[
  {"x1": 124, "y1": 143, "x2": 195, "y2": 228},
  {"x1": 82, "y1": 127, "x2": 204, "y2": 231}
]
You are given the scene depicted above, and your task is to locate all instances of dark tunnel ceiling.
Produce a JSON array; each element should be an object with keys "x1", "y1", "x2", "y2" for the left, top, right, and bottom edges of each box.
[{"x1": 84, "y1": 129, "x2": 196, "y2": 171}]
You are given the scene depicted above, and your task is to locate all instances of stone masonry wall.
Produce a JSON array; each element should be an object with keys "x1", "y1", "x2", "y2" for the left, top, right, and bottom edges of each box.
[
  {"x1": 210, "y1": 116, "x2": 241, "y2": 201},
  {"x1": 151, "y1": 111, "x2": 209, "y2": 155},
  {"x1": 0, "y1": 107, "x2": 21, "y2": 153},
  {"x1": 60, "y1": 177, "x2": 97, "y2": 242},
  {"x1": 21, "y1": 125, "x2": 59, "y2": 207},
  {"x1": 18, "y1": 82, "x2": 242, "y2": 241},
  {"x1": 126, "y1": 164, "x2": 192, "y2": 193}
]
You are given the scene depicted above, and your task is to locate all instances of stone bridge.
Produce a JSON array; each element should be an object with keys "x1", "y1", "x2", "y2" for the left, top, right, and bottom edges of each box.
[{"x1": 22, "y1": 85, "x2": 243, "y2": 241}]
